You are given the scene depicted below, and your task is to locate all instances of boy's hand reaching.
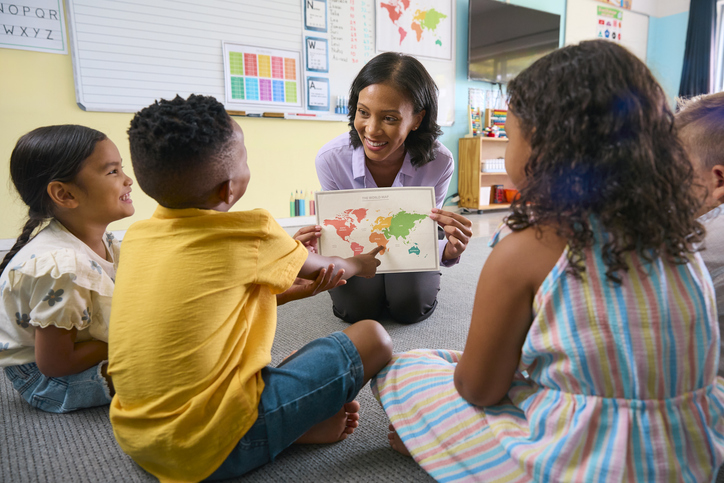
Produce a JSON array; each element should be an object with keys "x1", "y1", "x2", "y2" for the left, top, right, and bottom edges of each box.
[
  {"x1": 292, "y1": 225, "x2": 322, "y2": 253},
  {"x1": 349, "y1": 246, "x2": 383, "y2": 278},
  {"x1": 277, "y1": 263, "x2": 346, "y2": 305}
]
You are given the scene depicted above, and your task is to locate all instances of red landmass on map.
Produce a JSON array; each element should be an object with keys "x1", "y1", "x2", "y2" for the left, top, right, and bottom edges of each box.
[
  {"x1": 400, "y1": 0, "x2": 410, "y2": 8},
  {"x1": 323, "y1": 218, "x2": 356, "y2": 241},
  {"x1": 350, "y1": 242, "x2": 365, "y2": 256},
  {"x1": 398, "y1": 26, "x2": 407, "y2": 44},
  {"x1": 343, "y1": 208, "x2": 368, "y2": 223},
  {"x1": 380, "y1": 3, "x2": 402, "y2": 23}
]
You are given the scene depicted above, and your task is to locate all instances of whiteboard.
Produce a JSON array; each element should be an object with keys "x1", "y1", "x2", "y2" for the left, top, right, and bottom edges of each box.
[
  {"x1": 565, "y1": 0, "x2": 649, "y2": 62},
  {"x1": 64, "y1": 0, "x2": 455, "y2": 125}
]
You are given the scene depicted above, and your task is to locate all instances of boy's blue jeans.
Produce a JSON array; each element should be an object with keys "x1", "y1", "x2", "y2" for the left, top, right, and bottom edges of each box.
[
  {"x1": 206, "y1": 331, "x2": 364, "y2": 481},
  {"x1": 4, "y1": 361, "x2": 112, "y2": 413}
]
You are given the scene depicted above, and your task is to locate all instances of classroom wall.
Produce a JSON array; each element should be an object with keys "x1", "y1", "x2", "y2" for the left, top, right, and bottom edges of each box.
[
  {"x1": 0, "y1": 46, "x2": 347, "y2": 240},
  {"x1": 647, "y1": 11, "x2": 689, "y2": 104},
  {"x1": 0, "y1": 0, "x2": 689, "y2": 242},
  {"x1": 439, "y1": 0, "x2": 566, "y2": 206}
]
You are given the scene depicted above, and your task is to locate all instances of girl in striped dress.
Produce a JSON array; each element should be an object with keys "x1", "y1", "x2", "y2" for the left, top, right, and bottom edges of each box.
[{"x1": 371, "y1": 40, "x2": 724, "y2": 482}]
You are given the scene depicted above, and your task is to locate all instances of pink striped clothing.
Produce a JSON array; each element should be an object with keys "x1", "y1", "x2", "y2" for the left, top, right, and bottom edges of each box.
[{"x1": 372, "y1": 222, "x2": 724, "y2": 482}]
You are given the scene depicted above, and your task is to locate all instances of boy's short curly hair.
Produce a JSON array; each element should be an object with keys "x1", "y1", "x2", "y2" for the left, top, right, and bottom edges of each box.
[
  {"x1": 128, "y1": 94, "x2": 235, "y2": 208},
  {"x1": 676, "y1": 92, "x2": 724, "y2": 170}
]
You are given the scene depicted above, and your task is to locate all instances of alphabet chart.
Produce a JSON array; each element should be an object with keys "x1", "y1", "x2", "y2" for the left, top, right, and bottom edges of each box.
[{"x1": 0, "y1": 0, "x2": 67, "y2": 54}]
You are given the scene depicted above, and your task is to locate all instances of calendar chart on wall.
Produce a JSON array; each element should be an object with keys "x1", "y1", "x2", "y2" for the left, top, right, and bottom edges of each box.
[{"x1": 223, "y1": 44, "x2": 302, "y2": 109}]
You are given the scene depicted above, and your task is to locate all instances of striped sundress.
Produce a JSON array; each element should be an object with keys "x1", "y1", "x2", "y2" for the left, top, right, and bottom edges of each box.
[{"x1": 372, "y1": 222, "x2": 724, "y2": 482}]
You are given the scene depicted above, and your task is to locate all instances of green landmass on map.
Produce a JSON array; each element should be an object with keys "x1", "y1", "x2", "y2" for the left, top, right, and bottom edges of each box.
[{"x1": 382, "y1": 211, "x2": 428, "y2": 240}]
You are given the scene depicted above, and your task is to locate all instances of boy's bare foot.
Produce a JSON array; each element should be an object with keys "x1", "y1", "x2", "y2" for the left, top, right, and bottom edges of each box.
[
  {"x1": 295, "y1": 401, "x2": 361, "y2": 444},
  {"x1": 388, "y1": 424, "x2": 411, "y2": 456}
]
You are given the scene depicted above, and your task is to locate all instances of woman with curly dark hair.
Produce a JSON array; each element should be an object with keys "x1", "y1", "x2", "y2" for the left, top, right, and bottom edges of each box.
[
  {"x1": 371, "y1": 40, "x2": 724, "y2": 482},
  {"x1": 312, "y1": 52, "x2": 473, "y2": 325}
]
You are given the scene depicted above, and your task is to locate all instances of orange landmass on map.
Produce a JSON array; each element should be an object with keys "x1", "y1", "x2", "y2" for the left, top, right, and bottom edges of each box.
[
  {"x1": 411, "y1": 22, "x2": 423, "y2": 41},
  {"x1": 368, "y1": 232, "x2": 389, "y2": 254},
  {"x1": 372, "y1": 215, "x2": 392, "y2": 231}
]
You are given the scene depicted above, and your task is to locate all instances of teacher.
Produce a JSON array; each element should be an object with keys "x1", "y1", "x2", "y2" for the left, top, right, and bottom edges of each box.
[{"x1": 314, "y1": 52, "x2": 473, "y2": 324}]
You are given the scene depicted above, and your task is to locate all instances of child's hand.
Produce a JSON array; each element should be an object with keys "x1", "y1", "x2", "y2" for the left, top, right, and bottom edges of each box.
[
  {"x1": 292, "y1": 225, "x2": 322, "y2": 253},
  {"x1": 276, "y1": 264, "x2": 346, "y2": 305},
  {"x1": 350, "y1": 246, "x2": 383, "y2": 278}
]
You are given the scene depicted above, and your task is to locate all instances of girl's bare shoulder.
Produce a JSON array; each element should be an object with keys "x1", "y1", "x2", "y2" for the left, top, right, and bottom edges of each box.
[{"x1": 489, "y1": 224, "x2": 567, "y2": 292}]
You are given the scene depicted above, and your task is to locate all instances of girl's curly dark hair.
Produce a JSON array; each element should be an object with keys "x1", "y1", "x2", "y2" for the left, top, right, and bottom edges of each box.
[
  {"x1": 506, "y1": 40, "x2": 705, "y2": 282},
  {"x1": 347, "y1": 52, "x2": 442, "y2": 167}
]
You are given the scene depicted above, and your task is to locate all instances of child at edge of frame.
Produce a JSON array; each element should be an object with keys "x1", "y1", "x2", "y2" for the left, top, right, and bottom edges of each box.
[{"x1": 371, "y1": 40, "x2": 724, "y2": 482}]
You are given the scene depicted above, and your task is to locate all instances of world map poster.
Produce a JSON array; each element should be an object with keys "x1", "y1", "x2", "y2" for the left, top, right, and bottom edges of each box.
[
  {"x1": 315, "y1": 187, "x2": 440, "y2": 273},
  {"x1": 376, "y1": 0, "x2": 452, "y2": 60}
]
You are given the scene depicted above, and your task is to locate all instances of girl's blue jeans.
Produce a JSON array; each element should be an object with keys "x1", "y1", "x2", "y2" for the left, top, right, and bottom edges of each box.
[{"x1": 4, "y1": 361, "x2": 112, "y2": 413}]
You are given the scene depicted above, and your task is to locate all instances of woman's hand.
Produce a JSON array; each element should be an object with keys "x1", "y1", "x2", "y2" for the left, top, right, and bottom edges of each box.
[
  {"x1": 292, "y1": 225, "x2": 323, "y2": 253},
  {"x1": 430, "y1": 208, "x2": 473, "y2": 261},
  {"x1": 277, "y1": 263, "x2": 346, "y2": 305}
]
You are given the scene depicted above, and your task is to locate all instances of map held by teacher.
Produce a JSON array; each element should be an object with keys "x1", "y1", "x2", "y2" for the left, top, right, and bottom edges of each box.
[{"x1": 315, "y1": 188, "x2": 440, "y2": 273}]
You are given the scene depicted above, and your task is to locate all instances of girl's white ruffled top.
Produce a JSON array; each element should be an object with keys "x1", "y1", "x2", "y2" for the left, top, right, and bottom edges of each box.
[{"x1": 0, "y1": 220, "x2": 119, "y2": 367}]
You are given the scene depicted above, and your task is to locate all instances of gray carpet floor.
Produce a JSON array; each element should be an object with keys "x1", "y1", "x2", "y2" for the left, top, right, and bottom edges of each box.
[{"x1": 0, "y1": 236, "x2": 492, "y2": 483}]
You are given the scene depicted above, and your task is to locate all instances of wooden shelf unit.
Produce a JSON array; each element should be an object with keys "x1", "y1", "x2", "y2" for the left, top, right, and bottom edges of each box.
[{"x1": 458, "y1": 137, "x2": 512, "y2": 211}]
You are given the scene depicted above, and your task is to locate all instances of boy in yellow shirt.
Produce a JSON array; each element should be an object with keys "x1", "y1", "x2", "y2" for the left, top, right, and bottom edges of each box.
[{"x1": 108, "y1": 94, "x2": 392, "y2": 482}]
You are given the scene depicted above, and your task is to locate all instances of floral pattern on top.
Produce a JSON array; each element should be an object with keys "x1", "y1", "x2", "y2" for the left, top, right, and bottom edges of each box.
[
  {"x1": 90, "y1": 260, "x2": 102, "y2": 274},
  {"x1": 106, "y1": 232, "x2": 115, "y2": 248},
  {"x1": 43, "y1": 289, "x2": 64, "y2": 307},
  {"x1": 0, "y1": 220, "x2": 118, "y2": 365},
  {"x1": 0, "y1": 342, "x2": 9, "y2": 352},
  {"x1": 15, "y1": 313, "x2": 30, "y2": 328}
]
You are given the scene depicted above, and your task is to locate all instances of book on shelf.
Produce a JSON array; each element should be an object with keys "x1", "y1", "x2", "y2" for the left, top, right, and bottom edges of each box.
[
  {"x1": 491, "y1": 184, "x2": 506, "y2": 204},
  {"x1": 479, "y1": 186, "x2": 492, "y2": 205}
]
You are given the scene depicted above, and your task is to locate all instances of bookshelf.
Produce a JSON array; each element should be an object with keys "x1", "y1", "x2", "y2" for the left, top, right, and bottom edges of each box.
[{"x1": 458, "y1": 137, "x2": 513, "y2": 211}]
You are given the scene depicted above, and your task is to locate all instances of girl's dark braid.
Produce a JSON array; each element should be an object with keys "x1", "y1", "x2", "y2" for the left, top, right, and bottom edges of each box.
[{"x1": 0, "y1": 213, "x2": 44, "y2": 275}]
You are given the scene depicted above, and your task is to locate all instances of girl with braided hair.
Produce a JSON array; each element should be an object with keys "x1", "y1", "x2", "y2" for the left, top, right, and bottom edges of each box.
[{"x1": 0, "y1": 125, "x2": 134, "y2": 412}]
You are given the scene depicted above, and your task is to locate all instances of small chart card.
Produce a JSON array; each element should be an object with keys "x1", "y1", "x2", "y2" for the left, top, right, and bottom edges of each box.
[
  {"x1": 316, "y1": 187, "x2": 439, "y2": 273},
  {"x1": 222, "y1": 42, "x2": 302, "y2": 109}
]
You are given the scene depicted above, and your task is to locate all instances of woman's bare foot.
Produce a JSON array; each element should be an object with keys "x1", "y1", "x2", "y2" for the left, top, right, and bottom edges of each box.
[
  {"x1": 388, "y1": 424, "x2": 411, "y2": 456},
  {"x1": 295, "y1": 401, "x2": 361, "y2": 444}
]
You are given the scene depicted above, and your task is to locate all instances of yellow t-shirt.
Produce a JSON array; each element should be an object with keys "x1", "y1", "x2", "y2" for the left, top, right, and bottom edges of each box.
[{"x1": 108, "y1": 206, "x2": 308, "y2": 482}]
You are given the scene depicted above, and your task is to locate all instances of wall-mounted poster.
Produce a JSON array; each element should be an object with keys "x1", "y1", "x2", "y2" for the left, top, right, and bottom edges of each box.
[
  {"x1": 223, "y1": 43, "x2": 302, "y2": 109},
  {"x1": 376, "y1": 0, "x2": 452, "y2": 61},
  {"x1": 596, "y1": 6, "x2": 623, "y2": 43},
  {"x1": 595, "y1": 0, "x2": 632, "y2": 10},
  {"x1": 0, "y1": 0, "x2": 67, "y2": 54}
]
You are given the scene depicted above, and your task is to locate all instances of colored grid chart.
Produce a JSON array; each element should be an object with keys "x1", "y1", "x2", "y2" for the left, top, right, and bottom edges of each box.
[{"x1": 225, "y1": 44, "x2": 301, "y2": 107}]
